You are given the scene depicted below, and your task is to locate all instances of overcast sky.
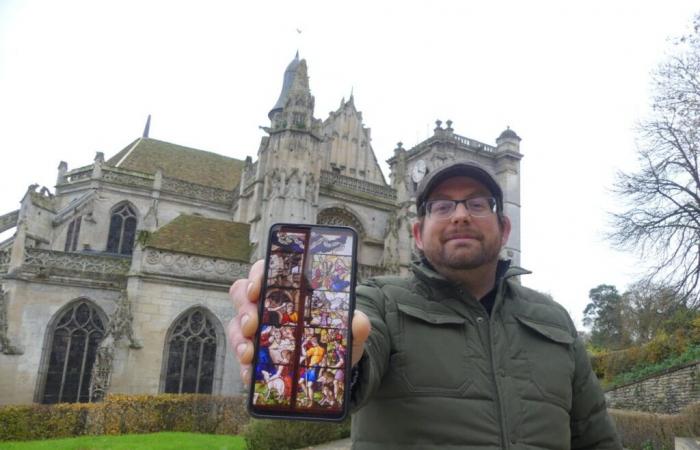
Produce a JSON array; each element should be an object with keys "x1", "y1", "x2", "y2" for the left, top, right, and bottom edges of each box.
[{"x1": 1, "y1": 0, "x2": 697, "y2": 327}]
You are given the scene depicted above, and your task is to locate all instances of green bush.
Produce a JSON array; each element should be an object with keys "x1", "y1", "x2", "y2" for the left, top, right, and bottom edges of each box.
[
  {"x1": 243, "y1": 418, "x2": 351, "y2": 450},
  {"x1": 0, "y1": 402, "x2": 98, "y2": 441},
  {"x1": 610, "y1": 402, "x2": 700, "y2": 450},
  {"x1": 0, "y1": 394, "x2": 249, "y2": 442},
  {"x1": 590, "y1": 319, "x2": 700, "y2": 387}
]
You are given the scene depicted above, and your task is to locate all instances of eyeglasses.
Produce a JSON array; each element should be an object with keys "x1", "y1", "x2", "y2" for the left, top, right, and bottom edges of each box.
[{"x1": 423, "y1": 197, "x2": 497, "y2": 219}]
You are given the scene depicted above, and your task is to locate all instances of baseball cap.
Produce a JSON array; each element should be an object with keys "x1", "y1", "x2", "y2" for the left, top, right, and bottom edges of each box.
[{"x1": 415, "y1": 161, "x2": 504, "y2": 216}]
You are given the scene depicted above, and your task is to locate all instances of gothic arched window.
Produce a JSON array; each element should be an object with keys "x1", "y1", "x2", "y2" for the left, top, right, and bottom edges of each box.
[
  {"x1": 317, "y1": 207, "x2": 365, "y2": 238},
  {"x1": 163, "y1": 308, "x2": 220, "y2": 394},
  {"x1": 64, "y1": 216, "x2": 82, "y2": 252},
  {"x1": 106, "y1": 203, "x2": 137, "y2": 255},
  {"x1": 41, "y1": 300, "x2": 106, "y2": 404}
]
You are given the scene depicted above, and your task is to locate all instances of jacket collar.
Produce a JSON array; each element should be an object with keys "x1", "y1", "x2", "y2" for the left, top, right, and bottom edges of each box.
[
  {"x1": 410, "y1": 257, "x2": 530, "y2": 288},
  {"x1": 409, "y1": 258, "x2": 531, "y2": 313}
]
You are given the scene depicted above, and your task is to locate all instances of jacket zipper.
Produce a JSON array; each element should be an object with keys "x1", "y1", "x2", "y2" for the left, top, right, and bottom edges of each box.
[
  {"x1": 458, "y1": 286, "x2": 510, "y2": 449},
  {"x1": 489, "y1": 317, "x2": 510, "y2": 449}
]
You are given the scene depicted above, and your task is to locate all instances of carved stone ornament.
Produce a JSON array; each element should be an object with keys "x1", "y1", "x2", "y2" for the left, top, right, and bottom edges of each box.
[
  {"x1": 89, "y1": 290, "x2": 141, "y2": 402},
  {"x1": 0, "y1": 288, "x2": 22, "y2": 355},
  {"x1": 317, "y1": 207, "x2": 365, "y2": 237},
  {"x1": 358, "y1": 264, "x2": 387, "y2": 281},
  {"x1": 0, "y1": 250, "x2": 9, "y2": 275},
  {"x1": 23, "y1": 248, "x2": 131, "y2": 276},
  {"x1": 380, "y1": 212, "x2": 401, "y2": 275},
  {"x1": 89, "y1": 335, "x2": 114, "y2": 402},
  {"x1": 101, "y1": 169, "x2": 153, "y2": 189},
  {"x1": 144, "y1": 249, "x2": 250, "y2": 282},
  {"x1": 161, "y1": 177, "x2": 234, "y2": 204}
]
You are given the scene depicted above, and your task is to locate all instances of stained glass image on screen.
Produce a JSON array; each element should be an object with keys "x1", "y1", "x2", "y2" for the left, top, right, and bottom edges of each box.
[
  {"x1": 271, "y1": 231, "x2": 306, "y2": 253},
  {"x1": 309, "y1": 254, "x2": 352, "y2": 292},
  {"x1": 250, "y1": 225, "x2": 355, "y2": 420},
  {"x1": 309, "y1": 232, "x2": 353, "y2": 256},
  {"x1": 262, "y1": 289, "x2": 301, "y2": 327},
  {"x1": 305, "y1": 291, "x2": 350, "y2": 329},
  {"x1": 267, "y1": 253, "x2": 303, "y2": 289}
]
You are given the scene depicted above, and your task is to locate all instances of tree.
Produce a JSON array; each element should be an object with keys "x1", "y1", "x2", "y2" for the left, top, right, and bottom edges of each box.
[
  {"x1": 609, "y1": 14, "x2": 700, "y2": 305},
  {"x1": 621, "y1": 281, "x2": 682, "y2": 344},
  {"x1": 583, "y1": 284, "x2": 632, "y2": 350}
]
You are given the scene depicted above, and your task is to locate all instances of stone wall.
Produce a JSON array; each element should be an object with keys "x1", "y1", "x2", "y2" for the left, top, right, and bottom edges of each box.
[
  {"x1": 605, "y1": 361, "x2": 700, "y2": 414},
  {"x1": 0, "y1": 280, "x2": 122, "y2": 405}
]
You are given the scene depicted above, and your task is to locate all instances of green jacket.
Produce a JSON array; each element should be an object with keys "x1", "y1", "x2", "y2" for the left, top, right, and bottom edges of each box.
[{"x1": 350, "y1": 260, "x2": 621, "y2": 450}]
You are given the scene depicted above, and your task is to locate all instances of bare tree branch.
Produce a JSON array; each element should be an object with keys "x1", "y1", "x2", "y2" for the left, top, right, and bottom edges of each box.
[{"x1": 609, "y1": 13, "x2": 700, "y2": 306}]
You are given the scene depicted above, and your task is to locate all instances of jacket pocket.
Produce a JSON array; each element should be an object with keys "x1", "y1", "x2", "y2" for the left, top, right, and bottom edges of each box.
[
  {"x1": 394, "y1": 303, "x2": 473, "y2": 395},
  {"x1": 514, "y1": 315, "x2": 575, "y2": 411}
]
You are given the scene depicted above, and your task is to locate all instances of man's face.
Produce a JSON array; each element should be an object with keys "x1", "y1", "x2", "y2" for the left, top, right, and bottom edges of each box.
[{"x1": 412, "y1": 176, "x2": 511, "y2": 272}]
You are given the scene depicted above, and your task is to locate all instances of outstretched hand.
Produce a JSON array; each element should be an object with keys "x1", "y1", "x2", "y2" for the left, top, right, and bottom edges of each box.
[{"x1": 227, "y1": 259, "x2": 371, "y2": 385}]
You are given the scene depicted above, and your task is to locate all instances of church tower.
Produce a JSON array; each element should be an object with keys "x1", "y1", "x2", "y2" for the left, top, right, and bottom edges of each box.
[{"x1": 245, "y1": 53, "x2": 324, "y2": 258}]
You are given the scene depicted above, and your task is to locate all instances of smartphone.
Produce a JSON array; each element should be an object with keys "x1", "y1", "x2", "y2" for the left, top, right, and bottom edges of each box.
[{"x1": 248, "y1": 223, "x2": 358, "y2": 421}]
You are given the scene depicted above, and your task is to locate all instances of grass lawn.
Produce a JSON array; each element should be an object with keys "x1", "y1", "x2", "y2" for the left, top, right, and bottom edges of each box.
[{"x1": 0, "y1": 432, "x2": 246, "y2": 450}]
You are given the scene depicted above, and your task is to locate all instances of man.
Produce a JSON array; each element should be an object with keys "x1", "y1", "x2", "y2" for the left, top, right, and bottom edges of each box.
[{"x1": 229, "y1": 161, "x2": 621, "y2": 449}]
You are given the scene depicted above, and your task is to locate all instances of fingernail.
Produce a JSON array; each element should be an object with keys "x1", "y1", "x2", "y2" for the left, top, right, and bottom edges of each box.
[
  {"x1": 241, "y1": 314, "x2": 250, "y2": 327},
  {"x1": 237, "y1": 343, "x2": 247, "y2": 357}
]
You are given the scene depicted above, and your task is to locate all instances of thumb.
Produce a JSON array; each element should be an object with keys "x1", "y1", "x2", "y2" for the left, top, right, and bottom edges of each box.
[{"x1": 351, "y1": 310, "x2": 371, "y2": 367}]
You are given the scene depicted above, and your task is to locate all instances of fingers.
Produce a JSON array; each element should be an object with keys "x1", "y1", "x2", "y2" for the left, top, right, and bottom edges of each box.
[
  {"x1": 228, "y1": 259, "x2": 265, "y2": 386},
  {"x1": 227, "y1": 316, "x2": 252, "y2": 386},
  {"x1": 351, "y1": 310, "x2": 371, "y2": 367},
  {"x1": 246, "y1": 259, "x2": 265, "y2": 303}
]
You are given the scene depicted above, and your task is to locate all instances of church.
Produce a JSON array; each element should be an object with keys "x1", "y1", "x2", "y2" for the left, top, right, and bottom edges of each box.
[{"x1": 0, "y1": 53, "x2": 523, "y2": 405}]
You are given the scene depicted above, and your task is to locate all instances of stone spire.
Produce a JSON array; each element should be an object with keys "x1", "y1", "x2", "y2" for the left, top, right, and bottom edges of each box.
[
  {"x1": 142, "y1": 114, "x2": 151, "y2": 138},
  {"x1": 269, "y1": 52, "x2": 303, "y2": 120},
  {"x1": 248, "y1": 54, "x2": 322, "y2": 259}
]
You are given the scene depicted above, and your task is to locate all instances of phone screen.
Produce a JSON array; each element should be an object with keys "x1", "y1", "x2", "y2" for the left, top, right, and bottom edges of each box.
[{"x1": 248, "y1": 223, "x2": 357, "y2": 421}]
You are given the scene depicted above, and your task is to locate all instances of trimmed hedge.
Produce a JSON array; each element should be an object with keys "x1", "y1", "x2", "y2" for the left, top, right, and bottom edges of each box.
[
  {"x1": 610, "y1": 402, "x2": 700, "y2": 450},
  {"x1": 5, "y1": 393, "x2": 698, "y2": 449},
  {"x1": 0, "y1": 394, "x2": 249, "y2": 442},
  {"x1": 0, "y1": 402, "x2": 98, "y2": 442},
  {"x1": 243, "y1": 418, "x2": 351, "y2": 450}
]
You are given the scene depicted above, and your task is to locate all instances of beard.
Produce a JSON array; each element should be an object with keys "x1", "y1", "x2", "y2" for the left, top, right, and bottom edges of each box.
[{"x1": 422, "y1": 230, "x2": 503, "y2": 271}]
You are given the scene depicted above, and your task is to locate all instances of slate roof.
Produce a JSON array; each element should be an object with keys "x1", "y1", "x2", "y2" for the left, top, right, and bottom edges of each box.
[
  {"x1": 147, "y1": 215, "x2": 251, "y2": 262},
  {"x1": 107, "y1": 138, "x2": 245, "y2": 191}
]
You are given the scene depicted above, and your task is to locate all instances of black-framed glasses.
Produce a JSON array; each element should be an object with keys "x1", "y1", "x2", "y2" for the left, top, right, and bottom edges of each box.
[{"x1": 423, "y1": 197, "x2": 497, "y2": 219}]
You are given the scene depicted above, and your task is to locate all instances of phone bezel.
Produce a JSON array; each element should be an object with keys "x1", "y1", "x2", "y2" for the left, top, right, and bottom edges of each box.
[{"x1": 247, "y1": 223, "x2": 358, "y2": 422}]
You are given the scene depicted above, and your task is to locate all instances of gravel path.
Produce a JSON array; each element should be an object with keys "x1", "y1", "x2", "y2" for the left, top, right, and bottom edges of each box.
[{"x1": 297, "y1": 437, "x2": 352, "y2": 449}]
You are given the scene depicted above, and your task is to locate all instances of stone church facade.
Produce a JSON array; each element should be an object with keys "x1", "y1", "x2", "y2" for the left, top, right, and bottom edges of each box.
[{"x1": 0, "y1": 54, "x2": 522, "y2": 405}]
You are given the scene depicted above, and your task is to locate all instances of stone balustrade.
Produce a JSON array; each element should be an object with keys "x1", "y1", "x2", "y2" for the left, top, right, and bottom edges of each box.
[
  {"x1": 63, "y1": 166, "x2": 93, "y2": 183},
  {"x1": 320, "y1": 171, "x2": 397, "y2": 200},
  {"x1": 60, "y1": 165, "x2": 235, "y2": 205},
  {"x1": 407, "y1": 133, "x2": 496, "y2": 157},
  {"x1": 451, "y1": 133, "x2": 496, "y2": 152},
  {"x1": 160, "y1": 177, "x2": 234, "y2": 204},
  {"x1": 101, "y1": 168, "x2": 153, "y2": 189}
]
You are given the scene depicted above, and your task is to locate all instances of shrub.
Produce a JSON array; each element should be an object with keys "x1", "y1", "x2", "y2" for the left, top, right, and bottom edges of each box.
[
  {"x1": 591, "y1": 325, "x2": 700, "y2": 387},
  {"x1": 0, "y1": 402, "x2": 99, "y2": 441},
  {"x1": 610, "y1": 401, "x2": 700, "y2": 450},
  {"x1": 243, "y1": 418, "x2": 351, "y2": 450},
  {"x1": 0, "y1": 394, "x2": 249, "y2": 442},
  {"x1": 94, "y1": 394, "x2": 248, "y2": 436}
]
